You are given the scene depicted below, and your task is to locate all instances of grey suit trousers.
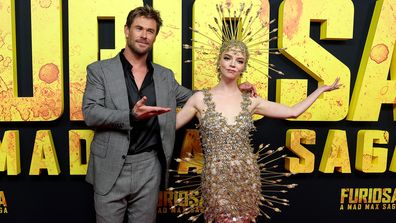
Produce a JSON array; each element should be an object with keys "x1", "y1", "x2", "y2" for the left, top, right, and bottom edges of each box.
[{"x1": 94, "y1": 150, "x2": 161, "y2": 223}]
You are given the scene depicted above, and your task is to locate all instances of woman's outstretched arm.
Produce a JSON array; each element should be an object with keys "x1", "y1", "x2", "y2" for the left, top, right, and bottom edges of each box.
[
  {"x1": 252, "y1": 77, "x2": 341, "y2": 119},
  {"x1": 176, "y1": 92, "x2": 202, "y2": 130}
]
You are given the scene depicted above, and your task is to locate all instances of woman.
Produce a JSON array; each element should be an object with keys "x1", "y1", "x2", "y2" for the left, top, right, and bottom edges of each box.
[{"x1": 176, "y1": 40, "x2": 341, "y2": 223}]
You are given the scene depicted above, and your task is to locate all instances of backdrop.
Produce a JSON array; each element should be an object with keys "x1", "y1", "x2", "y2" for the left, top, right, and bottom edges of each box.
[{"x1": 0, "y1": 0, "x2": 395, "y2": 223}]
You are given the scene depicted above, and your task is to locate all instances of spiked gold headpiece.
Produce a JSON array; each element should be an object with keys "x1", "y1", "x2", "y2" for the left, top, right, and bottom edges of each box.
[{"x1": 184, "y1": 2, "x2": 284, "y2": 80}]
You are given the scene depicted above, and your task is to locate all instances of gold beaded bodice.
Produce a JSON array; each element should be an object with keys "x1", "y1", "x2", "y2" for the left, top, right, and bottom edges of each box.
[
  {"x1": 199, "y1": 90, "x2": 255, "y2": 154},
  {"x1": 198, "y1": 90, "x2": 261, "y2": 223}
]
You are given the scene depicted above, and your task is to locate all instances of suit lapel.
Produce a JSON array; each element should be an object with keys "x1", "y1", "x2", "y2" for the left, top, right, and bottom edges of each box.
[
  {"x1": 105, "y1": 55, "x2": 130, "y2": 110},
  {"x1": 153, "y1": 64, "x2": 168, "y2": 137}
]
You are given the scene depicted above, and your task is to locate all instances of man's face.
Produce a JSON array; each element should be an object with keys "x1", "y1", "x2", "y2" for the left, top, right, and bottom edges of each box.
[{"x1": 124, "y1": 16, "x2": 158, "y2": 56}]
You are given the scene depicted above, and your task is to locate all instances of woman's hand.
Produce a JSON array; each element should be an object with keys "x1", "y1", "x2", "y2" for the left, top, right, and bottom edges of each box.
[
  {"x1": 239, "y1": 82, "x2": 257, "y2": 97},
  {"x1": 321, "y1": 77, "x2": 342, "y2": 92}
]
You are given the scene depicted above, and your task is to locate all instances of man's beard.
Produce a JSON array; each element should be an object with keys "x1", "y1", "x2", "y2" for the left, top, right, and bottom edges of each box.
[{"x1": 128, "y1": 41, "x2": 152, "y2": 56}]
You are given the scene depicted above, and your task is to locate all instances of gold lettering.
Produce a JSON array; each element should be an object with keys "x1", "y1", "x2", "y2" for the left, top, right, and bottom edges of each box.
[
  {"x1": 0, "y1": 0, "x2": 63, "y2": 121},
  {"x1": 347, "y1": 0, "x2": 396, "y2": 121},
  {"x1": 29, "y1": 130, "x2": 60, "y2": 175},
  {"x1": 319, "y1": 130, "x2": 351, "y2": 173},
  {"x1": 0, "y1": 131, "x2": 20, "y2": 175},
  {"x1": 278, "y1": 0, "x2": 353, "y2": 120},
  {"x1": 358, "y1": 188, "x2": 368, "y2": 203},
  {"x1": 340, "y1": 188, "x2": 349, "y2": 204},
  {"x1": 373, "y1": 188, "x2": 382, "y2": 203},
  {"x1": 382, "y1": 188, "x2": 392, "y2": 203},
  {"x1": 0, "y1": 191, "x2": 7, "y2": 207},
  {"x1": 285, "y1": 129, "x2": 316, "y2": 173},
  {"x1": 69, "y1": 130, "x2": 94, "y2": 175},
  {"x1": 356, "y1": 130, "x2": 388, "y2": 173}
]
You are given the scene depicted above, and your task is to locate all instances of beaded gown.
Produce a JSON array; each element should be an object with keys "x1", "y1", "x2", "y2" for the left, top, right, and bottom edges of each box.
[{"x1": 199, "y1": 90, "x2": 261, "y2": 223}]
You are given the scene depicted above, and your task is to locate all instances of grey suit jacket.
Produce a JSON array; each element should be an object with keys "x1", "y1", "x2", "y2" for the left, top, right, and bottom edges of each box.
[{"x1": 82, "y1": 54, "x2": 192, "y2": 195}]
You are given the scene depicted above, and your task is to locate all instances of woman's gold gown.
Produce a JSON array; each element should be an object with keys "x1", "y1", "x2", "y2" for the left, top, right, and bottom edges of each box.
[{"x1": 198, "y1": 90, "x2": 261, "y2": 222}]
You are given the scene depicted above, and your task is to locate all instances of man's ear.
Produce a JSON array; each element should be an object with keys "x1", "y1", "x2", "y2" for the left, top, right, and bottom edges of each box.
[{"x1": 124, "y1": 25, "x2": 129, "y2": 38}]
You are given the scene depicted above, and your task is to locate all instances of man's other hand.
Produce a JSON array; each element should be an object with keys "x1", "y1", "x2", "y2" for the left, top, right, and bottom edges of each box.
[{"x1": 132, "y1": 96, "x2": 171, "y2": 120}]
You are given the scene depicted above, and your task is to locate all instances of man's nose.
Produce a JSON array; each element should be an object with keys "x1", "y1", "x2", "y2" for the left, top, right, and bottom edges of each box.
[{"x1": 141, "y1": 30, "x2": 147, "y2": 38}]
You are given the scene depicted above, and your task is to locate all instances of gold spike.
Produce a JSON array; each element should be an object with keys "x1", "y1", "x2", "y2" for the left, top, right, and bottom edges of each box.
[
  {"x1": 190, "y1": 28, "x2": 221, "y2": 45},
  {"x1": 208, "y1": 24, "x2": 223, "y2": 41}
]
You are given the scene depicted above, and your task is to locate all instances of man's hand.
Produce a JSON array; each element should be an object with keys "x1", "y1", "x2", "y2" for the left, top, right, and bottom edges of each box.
[
  {"x1": 239, "y1": 82, "x2": 257, "y2": 97},
  {"x1": 132, "y1": 96, "x2": 171, "y2": 120}
]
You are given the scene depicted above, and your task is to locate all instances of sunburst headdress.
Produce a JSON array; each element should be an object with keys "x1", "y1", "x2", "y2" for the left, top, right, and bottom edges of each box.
[{"x1": 183, "y1": 2, "x2": 284, "y2": 81}]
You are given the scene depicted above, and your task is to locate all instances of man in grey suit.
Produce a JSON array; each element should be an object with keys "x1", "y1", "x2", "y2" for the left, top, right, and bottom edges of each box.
[{"x1": 82, "y1": 5, "x2": 192, "y2": 223}]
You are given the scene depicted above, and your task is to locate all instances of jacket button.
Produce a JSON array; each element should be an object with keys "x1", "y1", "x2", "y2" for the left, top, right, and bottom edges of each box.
[{"x1": 122, "y1": 155, "x2": 126, "y2": 159}]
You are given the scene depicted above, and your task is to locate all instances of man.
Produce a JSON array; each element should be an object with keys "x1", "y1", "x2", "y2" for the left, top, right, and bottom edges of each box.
[{"x1": 83, "y1": 5, "x2": 191, "y2": 223}]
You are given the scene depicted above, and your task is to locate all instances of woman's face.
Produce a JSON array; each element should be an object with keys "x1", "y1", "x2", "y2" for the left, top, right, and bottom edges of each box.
[{"x1": 218, "y1": 47, "x2": 247, "y2": 81}]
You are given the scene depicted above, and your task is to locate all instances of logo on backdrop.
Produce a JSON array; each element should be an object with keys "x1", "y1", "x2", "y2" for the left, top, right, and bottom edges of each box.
[
  {"x1": 0, "y1": 190, "x2": 8, "y2": 214},
  {"x1": 157, "y1": 190, "x2": 203, "y2": 214},
  {"x1": 339, "y1": 188, "x2": 396, "y2": 211}
]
